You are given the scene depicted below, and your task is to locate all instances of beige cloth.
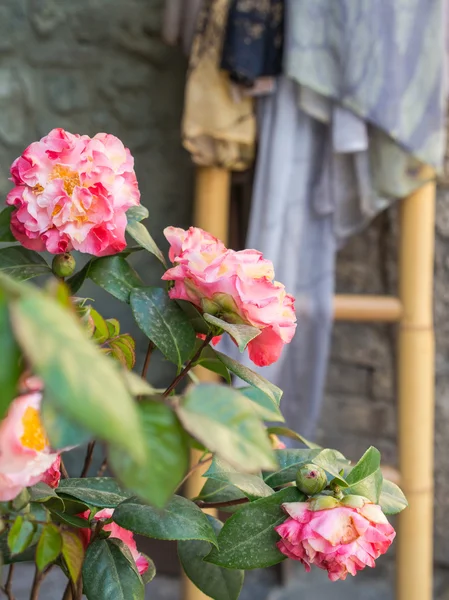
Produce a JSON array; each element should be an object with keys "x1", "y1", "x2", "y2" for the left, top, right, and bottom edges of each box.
[{"x1": 181, "y1": 0, "x2": 256, "y2": 170}]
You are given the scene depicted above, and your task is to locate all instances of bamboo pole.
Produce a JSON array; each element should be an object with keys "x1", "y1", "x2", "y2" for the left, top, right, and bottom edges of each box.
[
  {"x1": 397, "y1": 171, "x2": 435, "y2": 600},
  {"x1": 183, "y1": 166, "x2": 231, "y2": 600},
  {"x1": 333, "y1": 295, "x2": 402, "y2": 322}
]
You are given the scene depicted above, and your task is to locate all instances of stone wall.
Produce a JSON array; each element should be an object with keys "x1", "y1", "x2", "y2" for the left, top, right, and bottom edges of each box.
[{"x1": 0, "y1": 0, "x2": 193, "y2": 387}]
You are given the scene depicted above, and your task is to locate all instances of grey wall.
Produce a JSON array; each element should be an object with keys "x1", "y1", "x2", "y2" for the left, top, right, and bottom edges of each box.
[{"x1": 0, "y1": 0, "x2": 194, "y2": 387}]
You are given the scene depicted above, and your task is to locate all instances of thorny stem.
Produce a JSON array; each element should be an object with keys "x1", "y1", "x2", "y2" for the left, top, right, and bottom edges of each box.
[
  {"x1": 195, "y1": 497, "x2": 249, "y2": 510},
  {"x1": 80, "y1": 441, "x2": 96, "y2": 478},
  {"x1": 163, "y1": 334, "x2": 213, "y2": 397},
  {"x1": 175, "y1": 455, "x2": 213, "y2": 494}
]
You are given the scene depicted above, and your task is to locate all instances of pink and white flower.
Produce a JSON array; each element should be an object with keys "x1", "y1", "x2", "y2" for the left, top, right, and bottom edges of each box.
[
  {"x1": 162, "y1": 226, "x2": 297, "y2": 367},
  {"x1": 275, "y1": 500, "x2": 396, "y2": 581},
  {"x1": 0, "y1": 392, "x2": 60, "y2": 501},
  {"x1": 7, "y1": 128, "x2": 140, "y2": 257},
  {"x1": 78, "y1": 509, "x2": 149, "y2": 576}
]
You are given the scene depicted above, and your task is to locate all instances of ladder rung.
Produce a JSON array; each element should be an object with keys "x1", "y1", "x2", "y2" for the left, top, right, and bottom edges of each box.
[{"x1": 334, "y1": 295, "x2": 402, "y2": 322}]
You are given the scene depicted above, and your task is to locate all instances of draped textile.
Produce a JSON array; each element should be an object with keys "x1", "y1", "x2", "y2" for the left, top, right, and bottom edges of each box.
[
  {"x1": 182, "y1": 0, "x2": 256, "y2": 170},
  {"x1": 220, "y1": 0, "x2": 284, "y2": 87}
]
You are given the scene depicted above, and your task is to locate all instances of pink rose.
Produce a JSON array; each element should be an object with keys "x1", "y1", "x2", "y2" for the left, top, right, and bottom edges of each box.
[
  {"x1": 0, "y1": 392, "x2": 60, "y2": 501},
  {"x1": 275, "y1": 500, "x2": 396, "y2": 581},
  {"x1": 40, "y1": 455, "x2": 61, "y2": 489},
  {"x1": 7, "y1": 128, "x2": 140, "y2": 257},
  {"x1": 78, "y1": 509, "x2": 149, "y2": 576},
  {"x1": 162, "y1": 227, "x2": 296, "y2": 367}
]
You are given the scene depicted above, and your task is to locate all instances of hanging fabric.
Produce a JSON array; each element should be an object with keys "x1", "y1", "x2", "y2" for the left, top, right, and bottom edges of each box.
[
  {"x1": 162, "y1": 0, "x2": 203, "y2": 56},
  {"x1": 182, "y1": 0, "x2": 256, "y2": 170},
  {"x1": 221, "y1": 0, "x2": 447, "y2": 439},
  {"x1": 220, "y1": 0, "x2": 284, "y2": 88}
]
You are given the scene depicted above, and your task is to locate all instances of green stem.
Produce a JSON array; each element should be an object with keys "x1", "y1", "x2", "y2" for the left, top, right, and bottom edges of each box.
[{"x1": 195, "y1": 497, "x2": 249, "y2": 510}]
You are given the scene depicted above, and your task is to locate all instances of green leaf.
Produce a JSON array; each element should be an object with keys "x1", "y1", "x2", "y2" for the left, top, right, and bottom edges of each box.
[
  {"x1": 109, "y1": 336, "x2": 136, "y2": 370},
  {"x1": 206, "y1": 487, "x2": 304, "y2": 570},
  {"x1": 178, "y1": 516, "x2": 244, "y2": 600},
  {"x1": 49, "y1": 510, "x2": 89, "y2": 529},
  {"x1": 193, "y1": 344, "x2": 231, "y2": 384},
  {"x1": 239, "y1": 387, "x2": 284, "y2": 423},
  {"x1": 311, "y1": 449, "x2": 350, "y2": 487},
  {"x1": 89, "y1": 256, "x2": 142, "y2": 303},
  {"x1": 28, "y1": 483, "x2": 65, "y2": 511},
  {"x1": 36, "y1": 524, "x2": 62, "y2": 571},
  {"x1": 0, "y1": 207, "x2": 15, "y2": 242},
  {"x1": 41, "y1": 395, "x2": 92, "y2": 449},
  {"x1": 126, "y1": 220, "x2": 167, "y2": 268},
  {"x1": 10, "y1": 292, "x2": 145, "y2": 462},
  {"x1": 215, "y1": 351, "x2": 282, "y2": 406},
  {"x1": 109, "y1": 400, "x2": 189, "y2": 508},
  {"x1": 83, "y1": 539, "x2": 144, "y2": 600},
  {"x1": 91, "y1": 308, "x2": 110, "y2": 344},
  {"x1": 0, "y1": 247, "x2": 50, "y2": 280},
  {"x1": 130, "y1": 287, "x2": 196, "y2": 368},
  {"x1": 345, "y1": 447, "x2": 383, "y2": 503},
  {"x1": 7, "y1": 517, "x2": 35, "y2": 555},
  {"x1": 121, "y1": 370, "x2": 159, "y2": 398},
  {"x1": 106, "y1": 318, "x2": 120, "y2": 337},
  {"x1": 66, "y1": 260, "x2": 92, "y2": 294},
  {"x1": 196, "y1": 479, "x2": 245, "y2": 513},
  {"x1": 61, "y1": 530, "x2": 84, "y2": 582},
  {"x1": 203, "y1": 314, "x2": 261, "y2": 352},
  {"x1": 204, "y1": 457, "x2": 274, "y2": 500},
  {"x1": 57, "y1": 478, "x2": 132, "y2": 509},
  {"x1": 266, "y1": 426, "x2": 321, "y2": 449},
  {"x1": 141, "y1": 554, "x2": 156, "y2": 584},
  {"x1": 177, "y1": 383, "x2": 277, "y2": 472},
  {"x1": 263, "y1": 449, "x2": 321, "y2": 487},
  {"x1": 11, "y1": 488, "x2": 30, "y2": 511},
  {"x1": 379, "y1": 479, "x2": 408, "y2": 515},
  {"x1": 0, "y1": 291, "x2": 21, "y2": 419},
  {"x1": 126, "y1": 205, "x2": 149, "y2": 223},
  {"x1": 177, "y1": 301, "x2": 210, "y2": 335},
  {"x1": 113, "y1": 495, "x2": 218, "y2": 546}
]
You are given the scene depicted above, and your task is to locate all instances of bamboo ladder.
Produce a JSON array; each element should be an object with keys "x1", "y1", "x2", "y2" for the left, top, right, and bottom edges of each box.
[{"x1": 184, "y1": 166, "x2": 436, "y2": 600}]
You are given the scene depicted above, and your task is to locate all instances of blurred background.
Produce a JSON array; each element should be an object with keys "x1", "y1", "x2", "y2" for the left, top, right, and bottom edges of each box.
[{"x1": 1, "y1": 0, "x2": 448, "y2": 598}]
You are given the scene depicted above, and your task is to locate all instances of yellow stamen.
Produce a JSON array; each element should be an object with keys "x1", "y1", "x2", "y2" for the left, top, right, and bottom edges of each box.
[
  {"x1": 20, "y1": 407, "x2": 48, "y2": 451},
  {"x1": 49, "y1": 164, "x2": 80, "y2": 196}
]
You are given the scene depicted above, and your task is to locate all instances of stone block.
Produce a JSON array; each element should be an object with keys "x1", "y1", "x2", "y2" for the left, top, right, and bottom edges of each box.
[
  {"x1": 0, "y1": 67, "x2": 31, "y2": 146},
  {"x1": 326, "y1": 361, "x2": 371, "y2": 395},
  {"x1": 46, "y1": 72, "x2": 90, "y2": 114},
  {"x1": 0, "y1": 2, "x2": 27, "y2": 52}
]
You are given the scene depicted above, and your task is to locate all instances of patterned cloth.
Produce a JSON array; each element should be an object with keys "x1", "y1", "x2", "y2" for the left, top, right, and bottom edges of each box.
[
  {"x1": 220, "y1": 0, "x2": 284, "y2": 87},
  {"x1": 182, "y1": 0, "x2": 256, "y2": 170}
]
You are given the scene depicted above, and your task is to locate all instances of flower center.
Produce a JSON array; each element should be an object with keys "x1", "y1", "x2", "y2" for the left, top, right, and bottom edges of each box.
[
  {"x1": 49, "y1": 164, "x2": 81, "y2": 196},
  {"x1": 20, "y1": 406, "x2": 48, "y2": 451}
]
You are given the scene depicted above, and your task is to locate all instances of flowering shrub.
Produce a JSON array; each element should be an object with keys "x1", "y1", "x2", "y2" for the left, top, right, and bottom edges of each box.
[{"x1": 0, "y1": 130, "x2": 407, "y2": 600}]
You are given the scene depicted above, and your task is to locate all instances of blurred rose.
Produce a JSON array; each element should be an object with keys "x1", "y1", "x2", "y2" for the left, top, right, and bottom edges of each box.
[{"x1": 0, "y1": 391, "x2": 60, "y2": 501}]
